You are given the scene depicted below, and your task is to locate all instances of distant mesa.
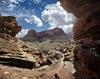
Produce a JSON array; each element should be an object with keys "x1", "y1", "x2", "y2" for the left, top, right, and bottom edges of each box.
[
  {"x1": 39, "y1": 27, "x2": 66, "y2": 36},
  {"x1": 21, "y1": 27, "x2": 73, "y2": 42}
]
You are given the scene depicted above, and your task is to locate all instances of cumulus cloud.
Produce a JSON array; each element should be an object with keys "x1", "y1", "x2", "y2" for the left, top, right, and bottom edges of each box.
[
  {"x1": 42, "y1": 1, "x2": 76, "y2": 33},
  {"x1": 16, "y1": 29, "x2": 29, "y2": 38},
  {"x1": 24, "y1": 15, "x2": 43, "y2": 27}
]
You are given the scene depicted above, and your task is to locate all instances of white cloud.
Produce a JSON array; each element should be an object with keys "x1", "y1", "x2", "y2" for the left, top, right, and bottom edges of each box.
[
  {"x1": 8, "y1": 3, "x2": 17, "y2": 10},
  {"x1": 7, "y1": 0, "x2": 19, "y2": 11},
  {"x1": 42, "y1": 1, "x2": 76, "y2": 33},
  {"x1": 32, "y1": 0, "x2": 42, "y2": 4},
  {"x1": 9, "y1": 0, "x2": 25, "y2": 4},
  {"x1": 24, "y1": 15, "x2": 43, "y2": 27},
  {"x1": 9, "y1": 0, "x2": 19, "y2": 4},
  {"x1": 7, "y1": 0, "x2": 26, "y2": 10},
  {"x1": 16, "y1": 29, "x2": 29, "y2": 38}
]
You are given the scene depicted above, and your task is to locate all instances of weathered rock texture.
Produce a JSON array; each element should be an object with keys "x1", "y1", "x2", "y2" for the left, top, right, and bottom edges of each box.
[
  {"x1": 60, "y1": 0, "x2": 100, "y2": 79},
  {"x1": 0, "y1": 36, "x2": 73, "y2": 79},
  {"x1": 0, "y1": 16, "x2": 21, "y2": 37},
  {"x1": 0, "y1": 16, "x2": 74, "y2": 79}
]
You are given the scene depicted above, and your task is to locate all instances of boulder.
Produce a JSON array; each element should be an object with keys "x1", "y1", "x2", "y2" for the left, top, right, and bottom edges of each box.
[{"x1": 0, "y1": 16, "x2": 21, "y2": 37}]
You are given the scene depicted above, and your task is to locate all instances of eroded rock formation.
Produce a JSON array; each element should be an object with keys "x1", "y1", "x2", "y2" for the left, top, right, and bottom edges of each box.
[
  {"x1": 60, "y1": 0, "x2": 100, "y2": 79},
  {"x1": 0, "y1": 16, "x2": 21, "y2": 37}
]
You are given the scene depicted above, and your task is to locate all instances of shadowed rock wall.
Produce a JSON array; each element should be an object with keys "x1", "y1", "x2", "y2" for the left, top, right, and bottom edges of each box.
[{"x1": 60, "y1": 0, "x2": 100, "y2": 79}]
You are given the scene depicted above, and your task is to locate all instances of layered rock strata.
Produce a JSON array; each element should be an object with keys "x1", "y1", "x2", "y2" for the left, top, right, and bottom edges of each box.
[
  {"x1": 60, "y1": 0, "x2": 100, "y2": 79},
  {"x1": 0, "y1": 16, "x2": 74, "y2": 79}
]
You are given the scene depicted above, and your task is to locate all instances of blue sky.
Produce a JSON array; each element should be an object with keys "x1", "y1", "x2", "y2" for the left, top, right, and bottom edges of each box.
[
  {"x1": 16, "y1": 0, "x2": 58, "y2": 31},
  {"x1": 0, "y1": 0, "x2": 76, "y2": 37}
]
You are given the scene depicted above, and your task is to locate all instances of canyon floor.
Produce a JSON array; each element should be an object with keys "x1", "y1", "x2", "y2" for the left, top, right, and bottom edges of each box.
[{"x1": 0, "y1": 36, "x2": 75, "y2": 79}]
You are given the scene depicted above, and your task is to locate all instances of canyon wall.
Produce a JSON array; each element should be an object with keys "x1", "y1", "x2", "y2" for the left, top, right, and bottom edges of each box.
[{"x1": 60, "y1": 0, "x2": 100, "y2": 79}]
